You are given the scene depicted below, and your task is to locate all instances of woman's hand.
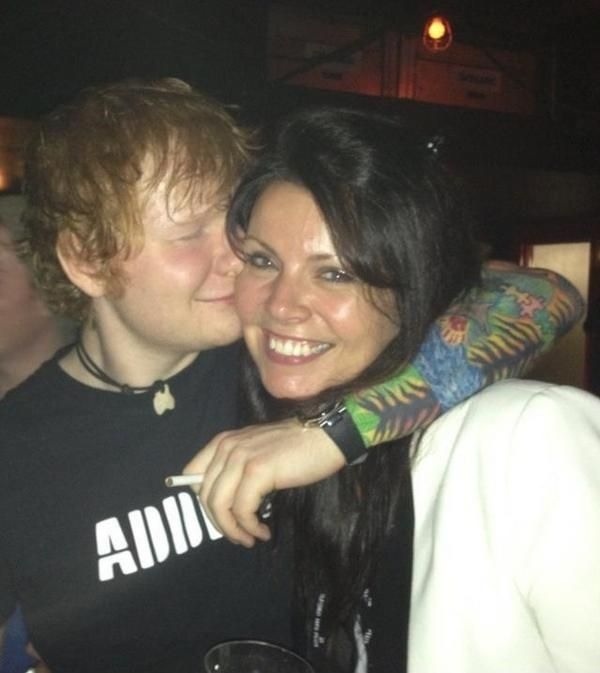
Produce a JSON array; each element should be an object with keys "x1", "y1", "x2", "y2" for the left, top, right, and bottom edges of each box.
[{"x1": 183, "y1": 419, "x2": 346, "y2": 547}]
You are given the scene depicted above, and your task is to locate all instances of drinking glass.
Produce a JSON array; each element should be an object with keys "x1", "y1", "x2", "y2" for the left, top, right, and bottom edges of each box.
[{"x1": 204, "y1": 639, "x2": 314, "y2": 673}]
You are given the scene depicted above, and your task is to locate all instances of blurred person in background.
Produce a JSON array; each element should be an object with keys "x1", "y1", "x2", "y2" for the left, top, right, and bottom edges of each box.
[
  {"x1": 0, "y1": 194, "x2": 74, "y2": 673},
  {"x1": 0, "y1": 195, "x2": 74, "y2": 399}
]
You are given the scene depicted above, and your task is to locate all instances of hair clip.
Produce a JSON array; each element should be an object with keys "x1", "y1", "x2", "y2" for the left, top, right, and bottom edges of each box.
[{"x1": 426, "y1": 134, "x2": 446, "y2": 156}]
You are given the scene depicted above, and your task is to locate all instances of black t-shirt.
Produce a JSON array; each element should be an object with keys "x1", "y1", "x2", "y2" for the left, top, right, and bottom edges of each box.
[{"x1": 0, "y1": 343, "x2": 292, "y2": 673}]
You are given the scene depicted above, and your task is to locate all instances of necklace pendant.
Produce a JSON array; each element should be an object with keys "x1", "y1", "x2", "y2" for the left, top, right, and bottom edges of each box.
[{"x1": 153, "y1": 383, "x2": 176, "y2": 415}]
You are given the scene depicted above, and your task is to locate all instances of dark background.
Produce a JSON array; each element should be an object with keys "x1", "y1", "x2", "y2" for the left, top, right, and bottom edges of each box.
[
  {"x1": 0, "y1": 0, "x2": 269, "y2": 117},
  {"x1": 2, "y1": 0, "x2": 599, "y2": 246},
  {"x1": 1, "y1": 0, "x2": 600, "y2": 146}
]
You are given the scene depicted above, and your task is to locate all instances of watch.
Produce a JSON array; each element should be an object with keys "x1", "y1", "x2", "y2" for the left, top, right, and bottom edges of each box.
[{"x1": 300, "y1": 400, "x2": 367, "y2": 465}]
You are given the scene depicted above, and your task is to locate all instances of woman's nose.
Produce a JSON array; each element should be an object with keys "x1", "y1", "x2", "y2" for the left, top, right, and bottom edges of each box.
[{"x1": 266, "y1": 275, "x2": 311, "y2": 322}]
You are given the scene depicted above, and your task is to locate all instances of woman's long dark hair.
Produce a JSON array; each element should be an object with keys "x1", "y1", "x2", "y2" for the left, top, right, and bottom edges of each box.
[{"x1": 228, "y1": 107, "x2": 482, "y2": 669}]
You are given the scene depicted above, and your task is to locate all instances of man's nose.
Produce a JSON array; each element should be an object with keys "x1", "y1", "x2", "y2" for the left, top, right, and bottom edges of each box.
[{"x1": 214, "y1": 229, "x2": 243, "y2": 276}]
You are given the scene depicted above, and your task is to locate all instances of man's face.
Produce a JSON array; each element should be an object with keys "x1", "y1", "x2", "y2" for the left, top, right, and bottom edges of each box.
[
  {"x1": 0, "y1": 224, "x2": 55, "y2": 359},
  {"x1": 92, "y1": 182, "x2": 243, "y2": 357}
]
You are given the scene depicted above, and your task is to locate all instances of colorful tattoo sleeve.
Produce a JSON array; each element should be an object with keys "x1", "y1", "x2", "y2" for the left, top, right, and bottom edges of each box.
[{"x1": 345, "y1": 261, "x2": 585, "y2": 447}]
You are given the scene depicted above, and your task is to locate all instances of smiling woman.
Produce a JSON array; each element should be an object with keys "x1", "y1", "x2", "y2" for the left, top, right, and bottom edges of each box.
[
  {"x1": 227, "y1": 106, "x2": 481, "y2": 671},
  {"x1": 225, "y1": 106, "x2": 600, "y2": 673},
  {"x1": 235, "y1": 181, "x2": 399, "y2": 400}
]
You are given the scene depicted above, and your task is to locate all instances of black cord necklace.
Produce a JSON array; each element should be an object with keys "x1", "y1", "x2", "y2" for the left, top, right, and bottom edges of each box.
[{"x1": 75, "y1": 341, "x2": 175, "y2": 415}]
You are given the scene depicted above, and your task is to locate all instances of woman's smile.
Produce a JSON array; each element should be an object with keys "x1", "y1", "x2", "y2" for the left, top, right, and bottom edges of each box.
[{"x1": 264, "y1": 330, "x2": 332, "y2": 364}]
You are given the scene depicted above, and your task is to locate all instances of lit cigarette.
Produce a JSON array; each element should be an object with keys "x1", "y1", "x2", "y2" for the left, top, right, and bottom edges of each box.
[{"x1": 165, "y1": 474, "x2": 205, "y2": 488}]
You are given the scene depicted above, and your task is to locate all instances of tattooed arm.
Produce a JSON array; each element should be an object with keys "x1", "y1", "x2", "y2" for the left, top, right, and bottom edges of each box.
[
  {"x1": 345, "y1": 261, "x2": 584, "y2": 446},
  {"x1": 186, "y1": 262, "x2": 584, "y2": 546}
]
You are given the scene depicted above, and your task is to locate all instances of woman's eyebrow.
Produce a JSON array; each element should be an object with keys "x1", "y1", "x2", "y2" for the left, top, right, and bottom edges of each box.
[
  {"x1": 244, "y1": 234, "x2": 339, "y2": 263},
  {"x1": 242, "y1": 234, "x2": 277, "y2": 257}
]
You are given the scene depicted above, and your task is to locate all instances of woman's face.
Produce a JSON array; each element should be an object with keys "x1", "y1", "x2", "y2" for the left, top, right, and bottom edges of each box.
[{"x1": 235, "y1": 181, "x2": 399, "y2": 400}]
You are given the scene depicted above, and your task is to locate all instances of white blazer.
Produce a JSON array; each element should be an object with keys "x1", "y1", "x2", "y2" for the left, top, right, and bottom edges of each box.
[{"x1": 409, "y1": 380, "x2": 600, "y2": 673}]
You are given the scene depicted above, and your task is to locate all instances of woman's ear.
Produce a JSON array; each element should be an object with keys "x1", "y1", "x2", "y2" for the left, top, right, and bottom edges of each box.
[{"x1": 56, "y1": 231, "x2": 106, "y2": 298}]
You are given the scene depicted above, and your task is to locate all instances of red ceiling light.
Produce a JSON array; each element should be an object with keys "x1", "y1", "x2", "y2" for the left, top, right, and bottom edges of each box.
[{"x1": 422, "y1": 14, "x2": 453, "y2": 52}]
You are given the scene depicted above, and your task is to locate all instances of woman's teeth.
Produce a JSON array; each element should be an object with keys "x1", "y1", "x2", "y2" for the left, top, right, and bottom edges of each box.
[{"x1": 268, "y1": 336, "x2": 330, "y2": 357}]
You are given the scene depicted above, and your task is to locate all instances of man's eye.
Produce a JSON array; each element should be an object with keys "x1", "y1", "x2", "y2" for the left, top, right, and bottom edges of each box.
[
  {"x1": 246, "y1": 252, "x2": 275, "y2": 269},
  {"x1": 178, "y1": 228, "x2": 204, "y2": 241},
  {"x1": 321, "y1": 268, "x2": 355, "y2": 283}
]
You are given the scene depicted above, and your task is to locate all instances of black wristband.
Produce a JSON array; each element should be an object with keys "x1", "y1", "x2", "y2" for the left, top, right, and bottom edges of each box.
[{"x1": 300, "y1": 401, "x2": 367, "y2": 465}]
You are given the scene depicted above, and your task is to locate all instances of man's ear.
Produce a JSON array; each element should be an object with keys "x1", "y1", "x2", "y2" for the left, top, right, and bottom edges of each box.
[{"x1": 56, "y1": 231, "x2": 107, "y2": 298}]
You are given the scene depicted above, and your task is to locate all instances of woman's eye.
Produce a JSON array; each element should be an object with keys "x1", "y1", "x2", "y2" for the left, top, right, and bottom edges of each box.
[
  {"x1": 246, "y1": 252, "x2": 275, "y2": 270},
  {"x1": 321, "y1": 268, "x2": 355, "y2": 283}
]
